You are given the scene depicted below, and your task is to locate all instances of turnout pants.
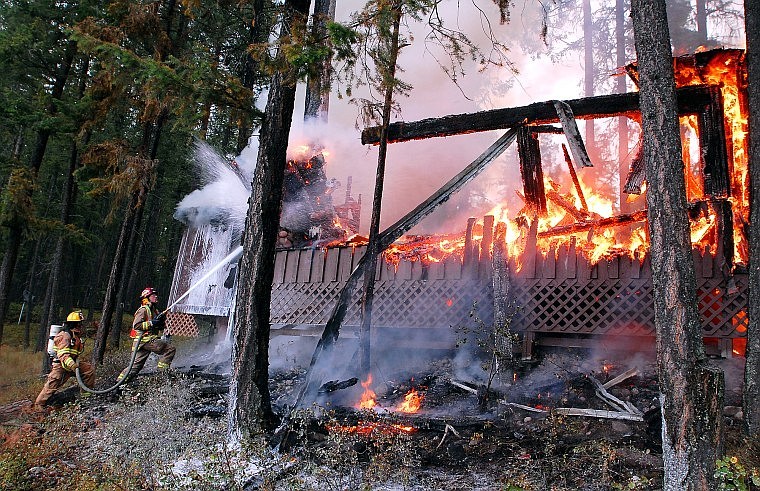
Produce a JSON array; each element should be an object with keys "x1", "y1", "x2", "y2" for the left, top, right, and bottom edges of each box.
[
  {"x1": 118, "y1": 338, "x2": 176, "y2": 382},
  {"x1": 35, "y1": 360, "x2": 96, "y2": 407}
]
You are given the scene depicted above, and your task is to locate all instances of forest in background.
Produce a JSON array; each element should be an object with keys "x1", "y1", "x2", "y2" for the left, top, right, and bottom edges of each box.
[{"x1": 0, "y1": 0, "x2": 273, "y2": 350}]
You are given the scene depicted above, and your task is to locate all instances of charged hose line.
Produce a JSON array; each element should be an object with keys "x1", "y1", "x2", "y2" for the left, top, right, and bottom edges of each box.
[{"x1": 75, "y1": 332, "x2": 145, "y2": 394}]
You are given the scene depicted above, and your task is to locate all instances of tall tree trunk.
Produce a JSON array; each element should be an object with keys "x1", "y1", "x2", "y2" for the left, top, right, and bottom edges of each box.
[
  {"x1": 616, "y1": 0, "x2": 631, "y2": 214},
  {"x1": 109, "y1": 204, "x2": 144, "y2": 349},
  {"x1": 695, "y1": 0, "x2": 707, "y2": 45},
  {"x1": 304, "y1": 0, "x2": 336, "y2": 123},
  {"x1": 230, "y1": 0, "x2": 311, "y2": 439},
  {"x1": 631, "y1": 1, "x2": 724, "y2": 488},
  {"x1": 359, "y1": 2, "x2": 402, "y2": 378},
  {"x1": 583, "y1": 0, "x2": 595, "y2": 160},
  {"x1": 0, "y1": 40, "x2": 77, "y2": 343},
  {"x1": 37, "y1": 141, "x2": 80, "y2": 374},
  {"x1": 93, "y1": 195, "x2": 138, "y2": 364},
  {"x1": 84, "y1": 241, "x2": 110, "y2": 322},
  {"x1": 0, "y1": 231, "x2": 22, "y2": 341},
  {"x1": 22, "y1": 240, "x2": 42, "y2": 348},
  {"x1": 236, "y1": 0, "x2": 270, "y2": 153},
  {"x1": 743, "y1": 0, "x2": 760, "y2": 437}
]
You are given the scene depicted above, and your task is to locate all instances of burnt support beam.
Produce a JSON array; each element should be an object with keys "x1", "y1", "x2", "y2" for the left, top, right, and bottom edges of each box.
[
  {"x1": 362, "y1": 85, "x2": 712, "y2": 145},
  {"x1": 536, "y1": 210, "x2": 649, "y2": 238},
  {"x1": 518, "y1": 127, "x2": 547, "y2": 217},
  {"x1": 294, "y1": 128, "x2": 519, "y2": 406},
  {"x1": 699, "y1": 86, "x2": 730, "y2": 197},
  {"x1": 554, "y1": 100, "x2": 594, "y2": 168}
]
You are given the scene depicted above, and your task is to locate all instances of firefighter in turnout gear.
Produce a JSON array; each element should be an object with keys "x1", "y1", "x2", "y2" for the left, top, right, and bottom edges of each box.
[
  {"x1": 34, "y1": 311, "x2": 96, "y2": 408},
  {"x1": 117, "y1": 287, "x2": 176, "y2": 382}
]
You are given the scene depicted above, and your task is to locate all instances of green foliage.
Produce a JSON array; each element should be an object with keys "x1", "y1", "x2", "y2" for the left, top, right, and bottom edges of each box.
[
  {"x1": 0, "y1": 167, "x2": 36, "y2": 229},
  {"x1": 715, "y1": 456, "x2": 760, "y2": 491}
]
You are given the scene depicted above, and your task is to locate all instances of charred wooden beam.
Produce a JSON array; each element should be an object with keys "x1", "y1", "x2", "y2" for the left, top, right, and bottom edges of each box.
[
  {"x1": 554, "y1": 100, "x2": 593, "y2": 168},
  {"x1": 529, "y1": 124, "x2": 565, "y2": 134},
  {"x1": 623, "y1": 140, "x2": 645, "y2": 194},
  {"x1": 518, "y1": 127, "x2": 547, "y2": 216},
  {"x1": 562, "y1": 144, "x2": 589, "y2": 212},
  {"x1": 711, "y1": 198, "x2": 735, "y2": 271},
  {"x1": 546, "y1": 189, "x2": 589, "y2": 221},
  {"x1": 699, "y1": 86, "x2": 730, "y2": 197},
  {"x1": 361, "y1": 85, "x2": 713, "y2": 145},
  {"x1": 536, "y1": 210, "x2": 648, "y2": 238}
]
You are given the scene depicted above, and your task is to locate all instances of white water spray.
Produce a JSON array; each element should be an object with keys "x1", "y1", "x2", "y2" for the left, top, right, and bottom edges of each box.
[{"x1": 166, "y1": 245, "x2": 244, "y2": 312}]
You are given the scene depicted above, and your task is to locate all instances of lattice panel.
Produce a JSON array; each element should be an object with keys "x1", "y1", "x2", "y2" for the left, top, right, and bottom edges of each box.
[
  {"x1": 511, "y1": 278, "x2": 656, "y2": 336},
  {"x1": 511, "y1": 266, "x2": 747, "y2": 339},
  {"x1": 697, "y1": 275, "x2": 748, "y2": 337},
  {"x1": 265, "y1": 246, "x2": 747, "y2": 341},
  {"x1": 270, "y1": 278, "x2": 492, "y2": 330},
  {"x1": 164, "y1": 312, "x2": 199, "y2": 337}
]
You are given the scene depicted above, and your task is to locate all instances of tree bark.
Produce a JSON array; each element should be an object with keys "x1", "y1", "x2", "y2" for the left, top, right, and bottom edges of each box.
[
  {"x1": 359, "y1": 1, "x2": 402, "y2": 378},
  {"x1": 304, "y1": 0, "x2": 335, "y2": 123},
  {"x1": 631, "y1": 1, "x2": 723, "y2": 488},
  {"x1": 583, "y1": 0, "x2": 596, "y2": 157},
  {"x1": 616, "y1": 0, "x2": 631, "y2": 214},
  {"x1": 743, "y1": 0, "x2": 760, "y2": 437},
  {"x1": 230, "y1": 0, "x2": 311, "y2": 439}
]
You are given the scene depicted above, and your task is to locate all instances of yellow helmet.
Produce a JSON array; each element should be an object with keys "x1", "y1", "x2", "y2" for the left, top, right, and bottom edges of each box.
[{"x1": 66, "y1": 311, "x2": 84, "y2": 323}]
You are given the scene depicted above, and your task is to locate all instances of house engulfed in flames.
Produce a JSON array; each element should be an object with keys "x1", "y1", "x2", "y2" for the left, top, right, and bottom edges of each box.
[{"x1": 168, "y1": 48, "x2": 748, "y2": 359}]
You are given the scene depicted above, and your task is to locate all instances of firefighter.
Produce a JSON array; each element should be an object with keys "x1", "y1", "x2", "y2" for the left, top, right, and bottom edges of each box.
[
  {"x1": 34, "y1": 311, "x2": 96, "y2": 408},
  {"x1": 117, "y1": 287, "x2": 176, "y2": 382}
]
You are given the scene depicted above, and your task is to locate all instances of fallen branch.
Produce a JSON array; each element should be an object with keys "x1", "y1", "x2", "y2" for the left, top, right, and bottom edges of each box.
[
  {"x1": 554, "y1": 408, "x2": 644, "y2": 421},
  {"x1": 449, "y1": 379, "x2": 479, "y2": 395},
  {"x1": 589, "y1": 375, "x2": 643, "y2": 416},
  {"x1": 436, "y1": 424, "x2": 462, "y2": 449},
  {"x1": 499, "y1": 401, "x2": 547, "y2": 413},
  {"x1": 602, "y1": 368, "x2": 639, "y2": 389}
]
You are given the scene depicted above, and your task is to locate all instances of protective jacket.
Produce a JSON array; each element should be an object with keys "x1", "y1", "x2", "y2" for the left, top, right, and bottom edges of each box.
[
  {"x1": 129, "y1": 303, "x2": 161, "y2": 343},
  {"x1": 35, "y1": 327, "x2": 96, "y2": 407},
  {"x1": 52, "y1": 329, "x2": 85, "y2": 372}
]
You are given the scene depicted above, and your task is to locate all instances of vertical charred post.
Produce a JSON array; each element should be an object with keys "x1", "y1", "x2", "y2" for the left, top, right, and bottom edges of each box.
[
  {"x1": 518, "y1": 127, "x2": 547, "y2": 217},
  {"x1": 699, "y1": 87, "x2": 730, "y2": 197}
]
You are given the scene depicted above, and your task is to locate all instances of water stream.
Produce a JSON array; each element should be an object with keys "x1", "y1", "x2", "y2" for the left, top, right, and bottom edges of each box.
[{"x1": 166, "y1": 245, "x2": 244, "y2": 312}]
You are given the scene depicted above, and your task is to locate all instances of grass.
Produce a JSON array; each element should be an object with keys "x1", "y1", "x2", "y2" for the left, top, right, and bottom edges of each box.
[{"x1": 0, "y1": 313, "x2": 135, "y2": 406}]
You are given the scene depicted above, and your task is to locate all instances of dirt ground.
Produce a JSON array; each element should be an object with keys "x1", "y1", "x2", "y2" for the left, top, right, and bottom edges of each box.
[{"x1": 0, "y1": 339, "x2": 756, "y2": 490}]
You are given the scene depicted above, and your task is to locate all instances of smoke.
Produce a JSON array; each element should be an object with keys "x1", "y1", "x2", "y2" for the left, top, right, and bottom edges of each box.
[{"x1": 173, "y1": 140, "x2": 254, "y2": 237}]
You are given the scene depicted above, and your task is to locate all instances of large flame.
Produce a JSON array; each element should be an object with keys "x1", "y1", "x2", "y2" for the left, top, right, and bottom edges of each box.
[
  {"x1": 395, "y1": 388, "x2": 424, "y2": 414},
  {"x1": 316, "y1": 50, "x2": 748, "y2": 271}
]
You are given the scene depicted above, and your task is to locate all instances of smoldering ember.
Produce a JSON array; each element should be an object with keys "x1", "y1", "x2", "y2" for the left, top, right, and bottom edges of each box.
[{"x1": 1, "y1": 2, "x2": 759, "y2": 491}]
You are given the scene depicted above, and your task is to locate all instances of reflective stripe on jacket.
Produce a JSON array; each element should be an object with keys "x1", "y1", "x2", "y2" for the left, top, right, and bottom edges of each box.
[
  {"x1": 53, "y1": 330, "x2": 84, "y2": 372},
  {"x1": 130, "y1": 304, "x2": 160, "y2": 343}
]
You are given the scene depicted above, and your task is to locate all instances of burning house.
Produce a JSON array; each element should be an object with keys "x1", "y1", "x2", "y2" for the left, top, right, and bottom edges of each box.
[{"x1": 167, "y1": 49, "x2": 748, "y2": 366}]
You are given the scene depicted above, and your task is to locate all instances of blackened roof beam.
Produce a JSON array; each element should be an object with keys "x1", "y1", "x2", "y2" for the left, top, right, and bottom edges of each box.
[{"x1": 361, "y1": 85, "x2": 713, "y2": 145}]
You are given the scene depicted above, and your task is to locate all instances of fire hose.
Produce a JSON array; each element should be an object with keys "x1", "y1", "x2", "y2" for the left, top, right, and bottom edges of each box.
[
  {"x1": 76, "y1": 307, "x2": 167, "y2": 394},
  {"x1": 75, "y1": 331, "x2": 146, "y2": 394}
]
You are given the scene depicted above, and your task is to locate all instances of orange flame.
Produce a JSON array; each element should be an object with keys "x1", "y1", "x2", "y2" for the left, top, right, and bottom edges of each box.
[
  {"x1": 357, "y1": 374, "x2": 377, "y2": 410},
  {"x1": 395, "y1": 388, "x2": 424, "y2": 413}
]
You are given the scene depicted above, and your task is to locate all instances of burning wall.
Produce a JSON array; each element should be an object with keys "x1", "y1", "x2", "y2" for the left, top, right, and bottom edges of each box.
[{"x1": 169, "y1": 49, "x2": 748, "y2": 359}]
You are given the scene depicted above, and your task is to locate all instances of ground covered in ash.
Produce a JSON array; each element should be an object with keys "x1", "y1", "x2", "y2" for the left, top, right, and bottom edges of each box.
[{"x1": 0, "y1": 339, "x2": 755, "y2": 490}]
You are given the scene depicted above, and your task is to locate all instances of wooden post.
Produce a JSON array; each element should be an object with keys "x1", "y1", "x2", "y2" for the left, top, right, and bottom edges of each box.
[{"x1": 517, "y1": 127, "x2": 547, "y2": 216}]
